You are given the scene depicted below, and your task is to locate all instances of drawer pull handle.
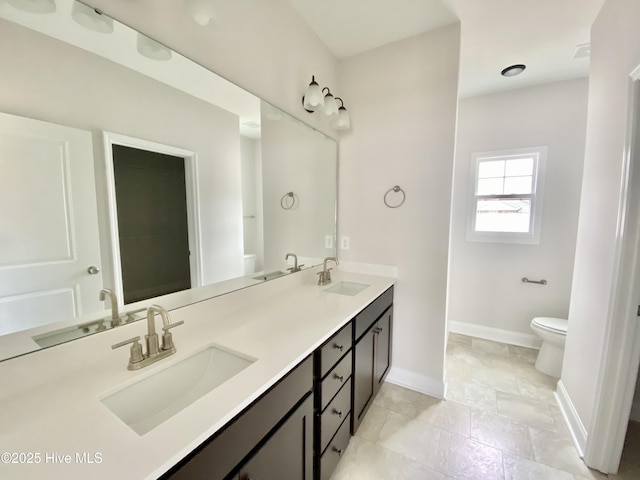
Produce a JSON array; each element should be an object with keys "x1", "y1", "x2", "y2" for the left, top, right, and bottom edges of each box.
[
  {"x1": 334, "y1": 373, "x2": 344, "y2": 382},
  {"x1": 332, "y1": 408, "x2": 343, "y2": 418},
  {"x1": 374, "y1": 327, "x2": 383, "y2": 334},
  {"x1": 332, "y1": 446, "x2": 343, "y2": 457},
  {"x1": 333, "y1": 343, "x2": 344, "y2": 352}
]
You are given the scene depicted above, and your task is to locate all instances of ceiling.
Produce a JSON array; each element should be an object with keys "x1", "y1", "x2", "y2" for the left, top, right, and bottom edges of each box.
[{"x1": 288, "y1": 0, "x2": 606, "y2": 98}]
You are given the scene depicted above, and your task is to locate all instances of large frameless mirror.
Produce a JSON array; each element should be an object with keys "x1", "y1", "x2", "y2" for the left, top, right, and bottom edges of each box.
[{"x1": 0, "y1": 0, "x2": 337, "y2": 361}]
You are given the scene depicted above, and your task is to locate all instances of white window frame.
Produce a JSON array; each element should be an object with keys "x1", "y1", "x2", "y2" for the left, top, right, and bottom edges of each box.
[{"x1": 466, "y1": 146, "x2": 547, "y2": 245}]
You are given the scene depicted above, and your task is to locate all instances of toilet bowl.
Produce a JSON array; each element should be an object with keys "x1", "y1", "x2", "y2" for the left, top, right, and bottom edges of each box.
[
  {"x1": 530, "y1": 317, "x2": 568, "y2": 378},
  {"x1": 243, "y1": 254, "x2": 256, "y2": 275}
]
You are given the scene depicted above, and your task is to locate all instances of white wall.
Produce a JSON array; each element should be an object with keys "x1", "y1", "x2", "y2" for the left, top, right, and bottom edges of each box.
[
  {"x1": 338, "y1": 25, "x2": 461, "y2": 397},
  {"x1": 561, "y1": 0, "x2": 640, "y2": 448},
  {"x1": 448, "y1": 79, "x2": 588, "y2": 345},
  {"x1": 0, "y1": 20, "x2": 245, "y2": 291}
]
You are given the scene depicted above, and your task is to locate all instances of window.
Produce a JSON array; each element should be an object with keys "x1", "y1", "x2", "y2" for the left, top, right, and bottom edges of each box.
[{"x1": 467, "y1": 146, "x2": 547, "y2": 244}]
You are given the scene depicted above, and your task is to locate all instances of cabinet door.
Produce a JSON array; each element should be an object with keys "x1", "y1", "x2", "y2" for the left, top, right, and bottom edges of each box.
[
  {"x1": 352, "y1": 327, "x2": 375, "y2": 433},
  {"x1": 239, "y1": 395, "x2": 313, "y2": 480},
  {"x1": 374, "y1": 308, "x2": 392, "y2": 391}
]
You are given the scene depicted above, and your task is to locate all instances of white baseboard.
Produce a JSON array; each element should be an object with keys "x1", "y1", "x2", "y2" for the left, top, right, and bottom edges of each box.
[
  {"x1": 385, "y1": 366, "x2": 446, "y2": 400},
  {"x1": 631, "y1": 400, "x2": 640, "y2": 422},
  {"x1": 448, "y1": 320, "x2": 542, "y2": 349},
  {"x1": 556, "y1": 380, "x2": 588, "y2": 456}
]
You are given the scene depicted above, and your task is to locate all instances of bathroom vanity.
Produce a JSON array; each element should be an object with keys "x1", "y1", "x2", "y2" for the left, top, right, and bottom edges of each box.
[
  {"x1": 162, "y1": 284, "x2": 393, "y2": 480},
  {"x1": 0, "y1": 267, "x2": 395, "y2": 480}
]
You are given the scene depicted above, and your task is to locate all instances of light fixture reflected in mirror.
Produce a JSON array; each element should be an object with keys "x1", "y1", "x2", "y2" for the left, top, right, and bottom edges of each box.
[
  {"x1": 7, "y1": 0, "x2": 56, "y2": 14},
  {"x1": 185, "y1": 0, "x2": 217, "y2": 26},
  {"x1": 334, "y1": 98, "x2": 351, "y2": 130},
  {"x1": 136, "y1": 33, "x2": 172, "y2": 61},
  {"x1": 71, "y1": 1, "x2": 113, "y2": 34}
]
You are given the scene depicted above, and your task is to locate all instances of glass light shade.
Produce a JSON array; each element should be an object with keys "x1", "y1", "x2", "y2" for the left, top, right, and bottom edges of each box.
[
  {"x1": 185, "y1": 0, "x2": 217, "y2": 26},
  {"x1": 7, "y1": 0, "x2": 56, "y2": 13},
  {"x1": 137, "y1": 33, "x2": 172, "y2": 61},
  {"x1": 323, "y1": 93, "x2": 339, "y2": 117},
  {"x1": 303, "y1": 76, "x2": 324, "y2": 112},
  {"x1": 334, "y1": 106, "x2": 351, "y2": 130},
  {"x1": 71, "y1": 2, "x2": 113, "y2": 34}
]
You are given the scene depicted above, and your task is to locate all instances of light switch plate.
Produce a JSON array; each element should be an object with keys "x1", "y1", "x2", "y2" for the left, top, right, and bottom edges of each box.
[
  {"x1": 325, "y1": 235, "x2": 333, "y2": 249},
  {"x1": 340, "y1": 236, "x2": 350, "y2": 250}
]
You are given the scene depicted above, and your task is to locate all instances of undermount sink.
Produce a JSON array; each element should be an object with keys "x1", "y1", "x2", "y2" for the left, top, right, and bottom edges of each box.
[
  {"x1": 101, "y1": 345, "x2": 256, "y2": 435},
  {"x1": 325, "y1": 281, "x2": 370, "y2": 296},
  {"x1": 252, "y1": 270, "x2": 288, "y2": 281}
]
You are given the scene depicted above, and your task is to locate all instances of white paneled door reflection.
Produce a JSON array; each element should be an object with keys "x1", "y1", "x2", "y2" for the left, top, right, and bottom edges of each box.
[{"x1": 0, "y1": 112, "x2": 102, "y2": 335}]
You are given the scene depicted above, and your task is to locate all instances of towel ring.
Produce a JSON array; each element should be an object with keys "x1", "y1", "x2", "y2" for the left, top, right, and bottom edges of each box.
[
  {"x1": 280, "y1": 192, "x2": 297, "y2": 210},
  {"x1": 384, "y1": 185, "x2": 405, "y2": 208}
]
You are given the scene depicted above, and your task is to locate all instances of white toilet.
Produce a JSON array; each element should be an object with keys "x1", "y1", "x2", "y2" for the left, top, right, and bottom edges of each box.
[
  {"x1": 530, "y1": 317, "x2": 568, "y2": 378},
  {"x1": 243, "y1": 253, "x2": 257, "y2": 275}
]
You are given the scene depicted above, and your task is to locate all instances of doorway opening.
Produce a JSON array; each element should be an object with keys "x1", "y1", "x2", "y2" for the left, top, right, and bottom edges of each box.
[{"x1": 103, "y1": 132, "x2": 201, "y2": 306}]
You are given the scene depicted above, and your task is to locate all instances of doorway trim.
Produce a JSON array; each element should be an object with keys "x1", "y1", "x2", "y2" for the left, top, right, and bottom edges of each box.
[
  {"x1": 584, "y1": 65, "x2": 640, "y2": 473},
  {"x1": 103, "y1": 132, "x2": 202, "y2": 305}
]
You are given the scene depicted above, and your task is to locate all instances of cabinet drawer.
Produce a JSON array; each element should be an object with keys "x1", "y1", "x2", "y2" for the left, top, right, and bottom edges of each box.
[
  {"x1": 354, "y1": 287, "x2": 393, "y2": 341},
  {"x1": 320, "y1": 413, "x2": 351, "y2": 480},
  {"x1": 319, "y1": 322, "x2": 352, "y2": 378},
  {"x1": 321, "y1": 351, "x2": 352, "y2": 410},
  {"x1": 320, "y1": 378, "x2": 351, "y2": 453}
]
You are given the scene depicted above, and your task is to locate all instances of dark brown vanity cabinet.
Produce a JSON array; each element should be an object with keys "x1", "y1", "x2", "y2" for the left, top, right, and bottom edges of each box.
[
  {"x1": 352, "y1": 287, "x2": 393, "y2": 433},
  {"x1": 314, "y1": 322, "x2": 353, "y2": 480},
  {"x1": 238, "y1": 395, "x2": 313, "y2": 480},
  {"x1": 162, "y1": 285, "x2": 394, "y2": 480},
  {"x1": 162, "y1": 356, "x2": 313, "y2": 480}
]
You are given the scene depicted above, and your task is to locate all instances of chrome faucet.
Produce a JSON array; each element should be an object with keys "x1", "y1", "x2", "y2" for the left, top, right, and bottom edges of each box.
[
  {"x1": 111, "y1": 304, "x2": 184, "y2": 370},
  {"x1": 317, "y1": 257, "x2": 338, "y2": 286},
  {"x1": 285, "y1": 253, "x2": 304, "y2": 273},
  {"x1": 99, "y1": 288, "x2": 122, "y2": 326}
]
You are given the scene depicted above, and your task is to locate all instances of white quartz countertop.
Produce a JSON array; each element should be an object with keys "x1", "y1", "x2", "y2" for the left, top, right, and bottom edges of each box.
[{"x1": 0, "y1": 267, "x2": 395, "y2": 479}]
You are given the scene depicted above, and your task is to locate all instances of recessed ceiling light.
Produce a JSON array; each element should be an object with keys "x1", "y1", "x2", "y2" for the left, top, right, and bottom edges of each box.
[
  {"x1": 7, "y1": 0, "x2": 56, "y2": 14},
  {"x1": 71, "y1": 2, "x2": 113, "y2": 34},
  {"x1": 501, "y1": 64, "x2": 526, "y2": 77},
  {"x1": 574, "y1": 43, "x2": 591, "y2": 59},
  {"x1": 136, "y1": 33, "x2": 172, "y2": 61}
]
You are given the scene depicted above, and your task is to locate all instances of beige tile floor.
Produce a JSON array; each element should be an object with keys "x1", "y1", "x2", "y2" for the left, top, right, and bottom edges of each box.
[{"x1": 330, "y1": 333, "x2": 629, "y2": 480}]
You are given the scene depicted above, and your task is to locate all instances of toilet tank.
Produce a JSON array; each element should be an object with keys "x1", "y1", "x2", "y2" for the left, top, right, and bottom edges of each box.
[{"x1": 243, "y1": 254, "x2": 257, "y2": 275}]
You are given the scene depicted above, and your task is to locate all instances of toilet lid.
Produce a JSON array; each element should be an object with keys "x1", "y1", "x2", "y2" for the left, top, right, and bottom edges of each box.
[{"x1": 532, "y1": 317, "x2": 568, "y2": 335}]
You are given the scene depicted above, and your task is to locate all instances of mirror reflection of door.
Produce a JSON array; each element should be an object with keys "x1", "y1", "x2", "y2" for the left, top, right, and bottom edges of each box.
[
  {"x1": 0, "y1": 112, "x2": 103, "y2": 335},
  {"x1": 111, "y1": 145, "x2": 192, "y2": 304}
]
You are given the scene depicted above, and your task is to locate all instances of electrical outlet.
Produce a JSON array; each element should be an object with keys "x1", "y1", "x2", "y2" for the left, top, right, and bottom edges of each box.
[
  {"x1": 340, "y1": 236, "x2": 350, "y2": 250},
  {"x1": 325, "y1": 235, "x2": 333, "y2": 249}
]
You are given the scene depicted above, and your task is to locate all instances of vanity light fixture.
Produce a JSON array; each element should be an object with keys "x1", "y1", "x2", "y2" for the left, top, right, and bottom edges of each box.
[
  {"x1": 71, "y1": 1, "x2": 113, "y2": 34},
  {"x1": 501, "y1": 64, "x2": 526, "y2": 77},
  {"x1": 334, "y1": 98, "x2": 351, "y2": 131},
  {"x1": 185, "y1": 0, "x2": 217, "y2": 26},
  {"x1": 302, "y1": 75, "x2": 324, "y2": 112},
  {"x1": 7, "y1": 0, "x2": 56, "y2": 14},
  {"x1": 322, "y1": 88, "x2": 339, "y2": 117},
  {"x1": 136, "y1": 32, "x2": 172, "y2": 61},
  {"x1": 302, "y1": 76, "x2": 351, "y2": 130}
]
